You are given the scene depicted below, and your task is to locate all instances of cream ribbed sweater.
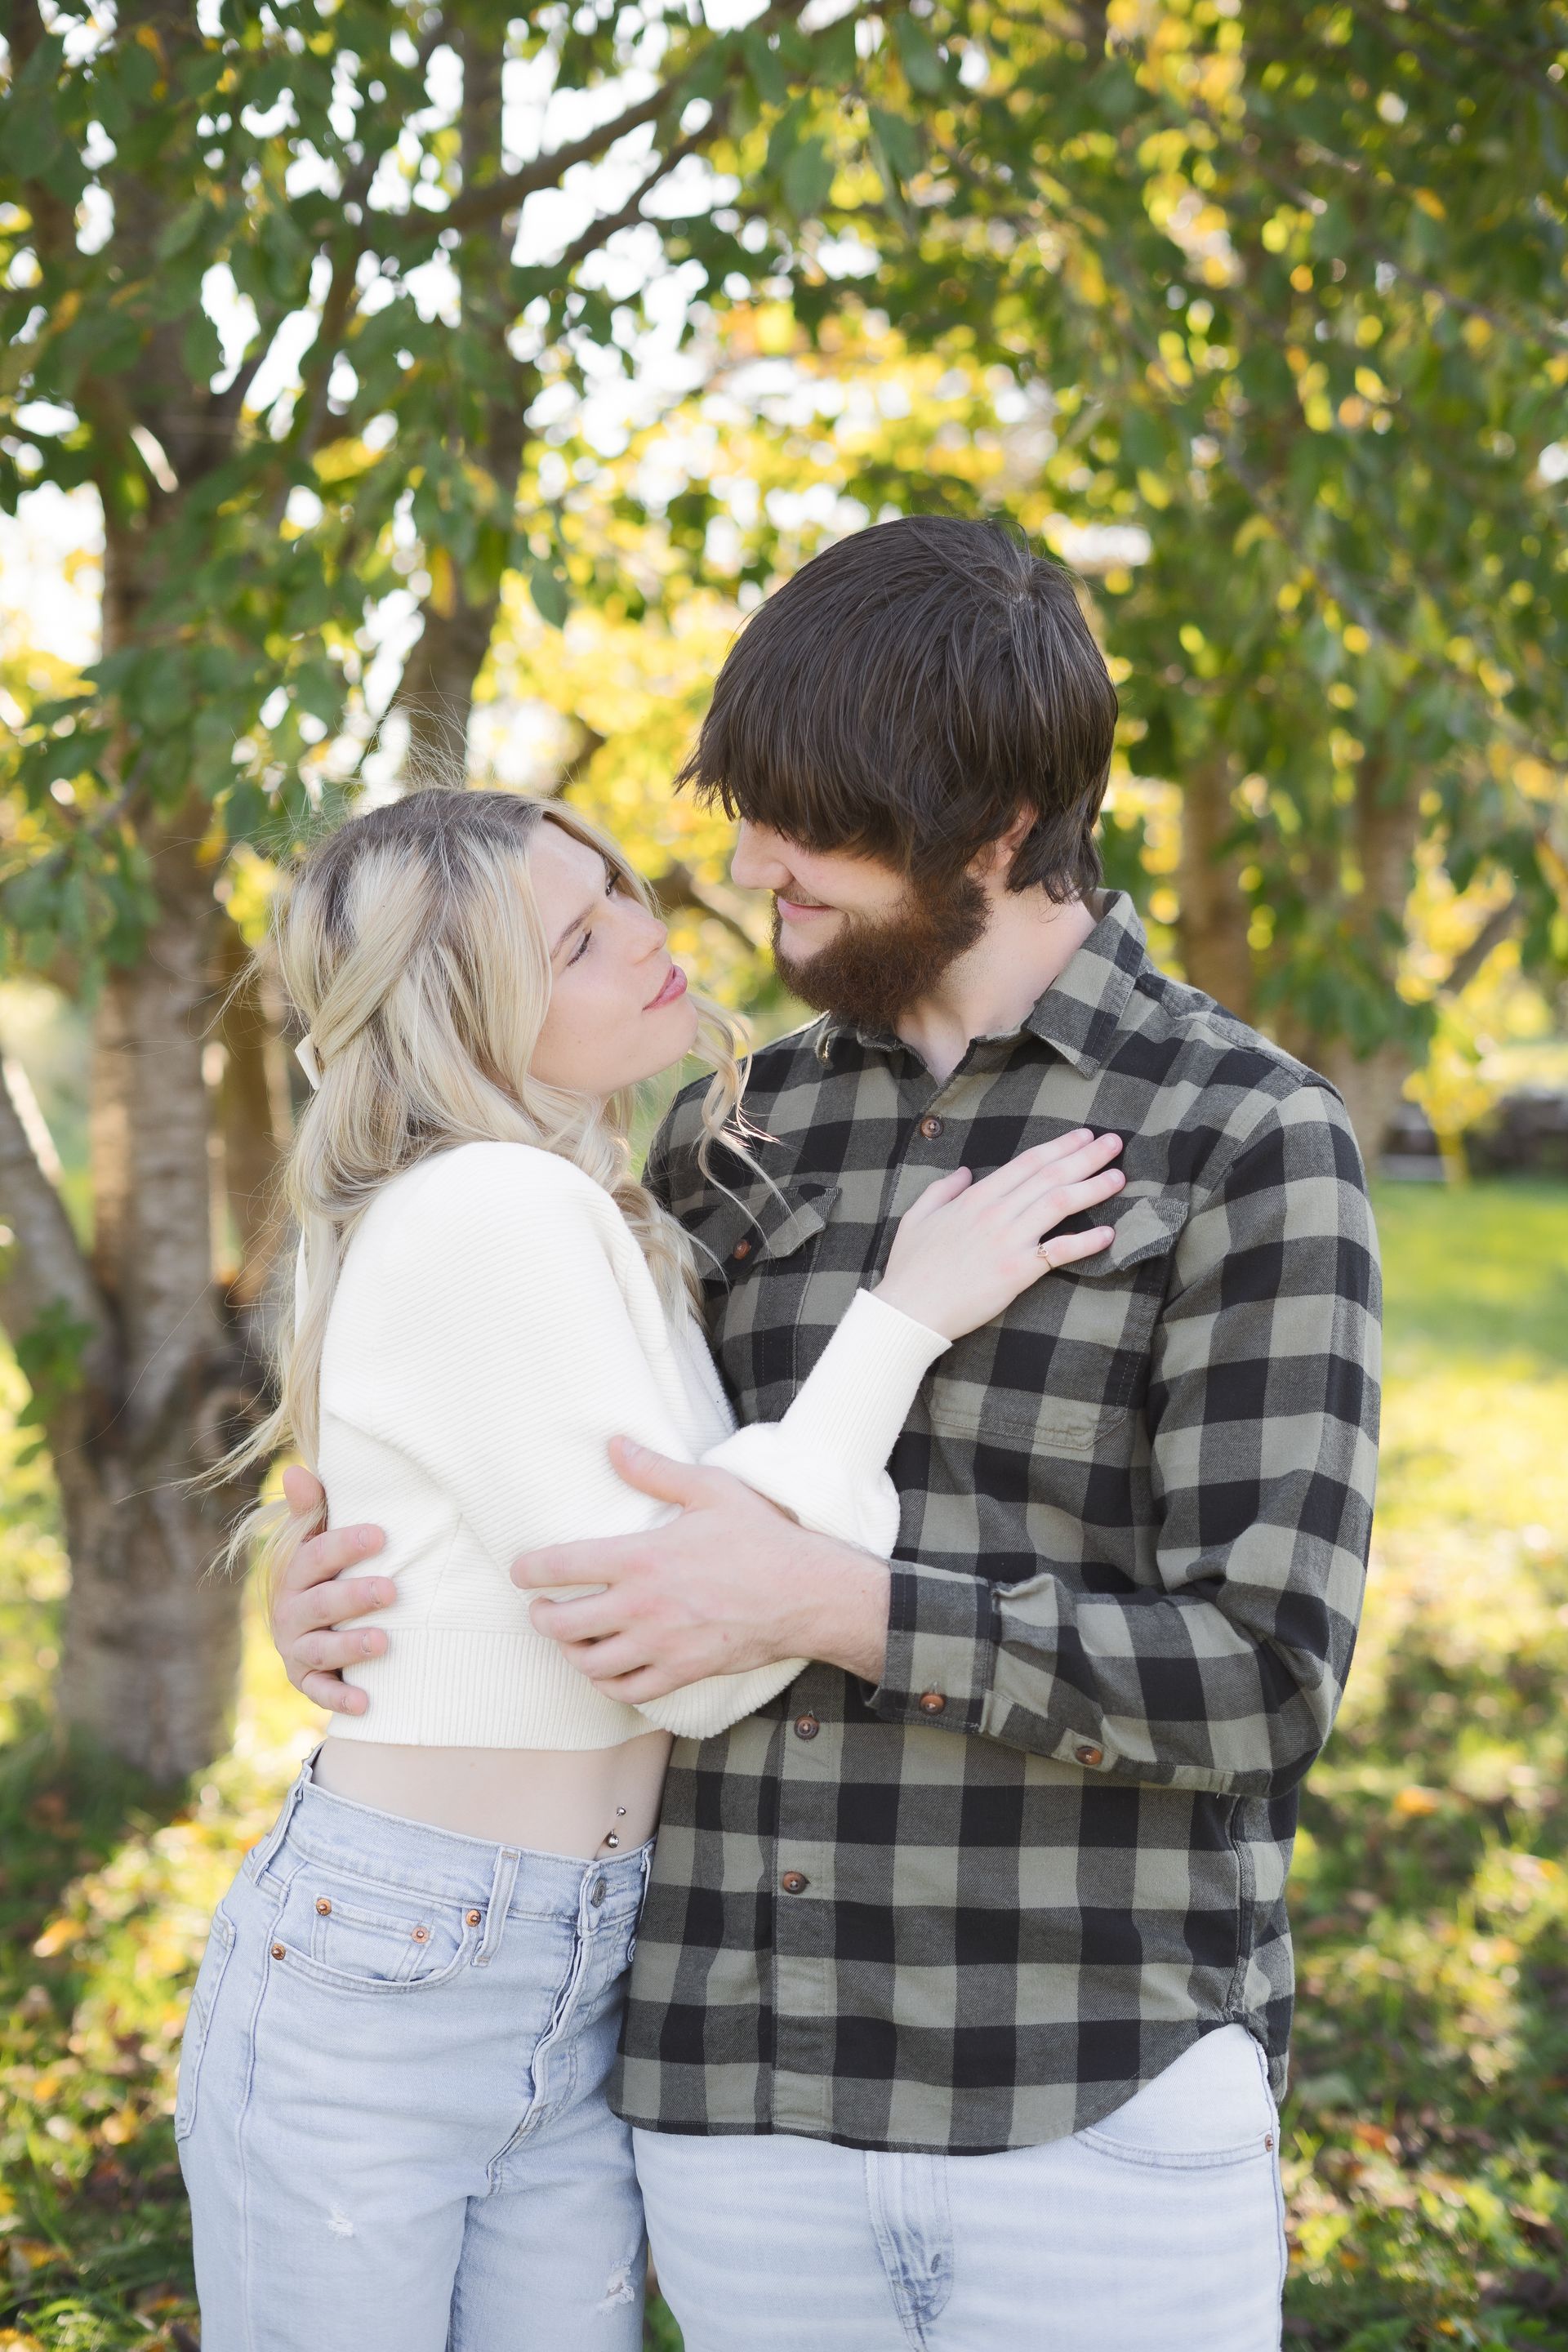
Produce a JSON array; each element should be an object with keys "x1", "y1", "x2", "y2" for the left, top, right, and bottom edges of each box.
[{"x1": 315, "y1": 1141, "x2": 949, "y2": 1748}]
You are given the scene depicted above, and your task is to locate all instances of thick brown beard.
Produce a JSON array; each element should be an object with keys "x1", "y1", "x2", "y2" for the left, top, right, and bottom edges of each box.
[{"x1": 773, "y1": 867, "x2": 989, "y2": 1035}]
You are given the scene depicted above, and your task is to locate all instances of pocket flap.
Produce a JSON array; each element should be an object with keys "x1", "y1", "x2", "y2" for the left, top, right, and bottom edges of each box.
[
  {"x1": 690, "y1": 1179, "x2": 840, "y2": 1273},
  {"x1": 1080, "y1": 1192, "x2": 1186, "y2": 1276}
]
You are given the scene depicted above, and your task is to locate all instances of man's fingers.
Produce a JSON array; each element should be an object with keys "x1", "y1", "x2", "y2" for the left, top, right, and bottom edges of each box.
[
  {"x1": 281, "y1": 1462, "x2": 328, "y2": 1529},
  {"x1": 276, "y1": 1521, "x2": 388, "y2": 1598},
  {"x1": 513, "y1": 1543, "x2": 626, "y2": 1590},
  {"x1": 558, "y1": 1633, "x2": 654, "y2": 1683},
  {"x1": 276, "y1": 1572, "x2": 395, "y2": 1640},
  {"x1": 528, "y1": 1592, "x2": 621, "y2": 1643},
  {"x1": 292, "y1": 1624, "x2": 389, "y2": 1674},
  {"x1": 299, "y1": 1670, "x2": 369, "y2": 1716}
]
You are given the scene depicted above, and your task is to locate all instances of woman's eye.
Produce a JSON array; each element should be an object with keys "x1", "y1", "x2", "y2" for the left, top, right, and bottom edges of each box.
[{"x1": 568, "y1": 929, "x2": 591, "y2": 967}]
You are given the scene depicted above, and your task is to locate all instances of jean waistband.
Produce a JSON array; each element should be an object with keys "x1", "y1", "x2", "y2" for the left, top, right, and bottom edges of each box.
[{"x1": 245, "y1": 1752, "x2": 651, "y2": 1930}]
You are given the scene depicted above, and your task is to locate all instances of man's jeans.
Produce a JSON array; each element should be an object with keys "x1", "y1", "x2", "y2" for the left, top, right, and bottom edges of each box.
[
  {"x1": 635, "y1": 2025, "x2": 1286, "y2": 2352},
  {"x1": 178, "y1": 1763, "x2": 651, "y2": 2352}
]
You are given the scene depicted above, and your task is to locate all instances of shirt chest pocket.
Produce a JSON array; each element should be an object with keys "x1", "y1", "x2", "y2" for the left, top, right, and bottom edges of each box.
[
  {"x1": 924, "y1": 1193, "x2": 1185, "y2": 1452},
  {"x1": 688, "y1": 1178, "x2": 841, "y2": 1410}
]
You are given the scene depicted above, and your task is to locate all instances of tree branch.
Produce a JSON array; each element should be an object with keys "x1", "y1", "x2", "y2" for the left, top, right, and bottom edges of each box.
[
  {"x1": 1436, "y1": 895, "x2": 1525, "y2": 1000},
  {"x1": 0, "y1": 1058, "x2": 113, "y2": 1361}
]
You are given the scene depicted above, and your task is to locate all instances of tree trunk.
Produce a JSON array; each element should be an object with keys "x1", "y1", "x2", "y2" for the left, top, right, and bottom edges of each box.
[
  {"x1": 1175, "y1": 755, "x2": 1256, "y2": 1022},
  {"x1": 52, "y1": 817, "x2": 260, "y2": 1780}
]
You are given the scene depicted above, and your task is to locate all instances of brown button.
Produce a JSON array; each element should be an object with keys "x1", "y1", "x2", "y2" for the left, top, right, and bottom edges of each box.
[
  {"x1": 781, "y1": 1871, "x2": 808, "y2": 1895},
  {"x1": 314, "y1": 1896, "x2": 332, "y2": 1916},
  {"x1": 466, "y1": 1909, "x2": 482, "y2": 1927},
  {"x1": 732, "y1": 1237, "x2": 752, "y2": 1260},
  {"x1": 795, "y1": 1713, "x2": 820, "y2": 1740},
  {"x1": 270, "y1": 1944, "x2": 286, "y2": 1960},
  {"x1": 920, "y1": 1115, "x2": 944, "y2": 1140},
  {"x1": 1074, "y1": 1742, "x2": 1106, "y2": 1768},
  {"x1": 918, "y1": 1690, "x2": 947, "y2": 1716},
  {"x1": 412, "y1": 1924, "x2": 430, "y2": 1943}
]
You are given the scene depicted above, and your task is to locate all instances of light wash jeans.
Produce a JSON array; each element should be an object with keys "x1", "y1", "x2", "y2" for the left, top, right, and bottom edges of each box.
[
  {"x1": 177, "y1": 1757, "x2": 651, "y2": 2352},
  {"x1": 635, "y1": 2025, "x2": 1287, "y2": 2352}
]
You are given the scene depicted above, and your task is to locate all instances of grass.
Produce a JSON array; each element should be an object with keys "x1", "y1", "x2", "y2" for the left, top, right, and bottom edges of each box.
[{"x1": 0, "y1": 1180, "x2": 1566, "y2": 2350}]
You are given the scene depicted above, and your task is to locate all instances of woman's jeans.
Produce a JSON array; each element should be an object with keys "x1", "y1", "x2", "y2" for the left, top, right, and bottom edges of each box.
[
  {"x1": 177, "y1": 1757, "x2": 650, "y2": 2352},
  {"x1": 635, "y1": 2025, "x2": 1287, "y2": 2352}
]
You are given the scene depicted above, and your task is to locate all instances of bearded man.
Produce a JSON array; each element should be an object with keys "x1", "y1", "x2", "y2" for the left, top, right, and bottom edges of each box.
[{"x1": 273, "y1": 516, "x2": 1379, "y2": 2350}]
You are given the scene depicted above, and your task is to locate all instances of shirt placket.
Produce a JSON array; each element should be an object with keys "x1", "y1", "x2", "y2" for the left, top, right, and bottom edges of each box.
[{"x1": 765, "y1": 1046, "x2": 1006, "y2": 2134}]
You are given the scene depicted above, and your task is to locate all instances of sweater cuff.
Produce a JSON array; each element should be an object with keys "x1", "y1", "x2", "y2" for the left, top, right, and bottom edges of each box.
[
  {"x1": 778, "y1": 1289, "x2": 949, "y2": 1476},
  {"x1": 865, "y1": 1561, "x2": 997, "y2": 1735}
]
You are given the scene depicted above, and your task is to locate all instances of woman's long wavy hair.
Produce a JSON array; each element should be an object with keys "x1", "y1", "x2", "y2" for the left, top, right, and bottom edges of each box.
[{"x1": 217, "y1": 786, "x2": 754, "y2": 1579}]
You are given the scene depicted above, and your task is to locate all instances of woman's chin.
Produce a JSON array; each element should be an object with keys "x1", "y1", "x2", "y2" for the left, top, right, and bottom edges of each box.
[{"x1": 635, "y1": 996, "x2": 702, "y2": 1080}]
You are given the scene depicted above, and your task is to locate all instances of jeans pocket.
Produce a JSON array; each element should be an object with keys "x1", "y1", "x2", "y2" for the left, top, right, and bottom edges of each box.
[
  {"x1": 175, "y1": 1907, "x2": 237, "y2": 2141},
  {"x1": 274, "y1": 1863, "x2": 481, "y2": 1994}
]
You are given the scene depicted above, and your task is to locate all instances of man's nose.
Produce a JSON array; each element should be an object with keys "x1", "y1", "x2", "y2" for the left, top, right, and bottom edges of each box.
[{"x1": 731, "y1": 821, "x2": 791, "y2": 889}]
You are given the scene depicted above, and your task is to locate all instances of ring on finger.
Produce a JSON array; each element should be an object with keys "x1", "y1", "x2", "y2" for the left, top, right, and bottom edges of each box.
[{"x1": 1036, "y1": 1236, "x2": 1059, "y2": 1267}]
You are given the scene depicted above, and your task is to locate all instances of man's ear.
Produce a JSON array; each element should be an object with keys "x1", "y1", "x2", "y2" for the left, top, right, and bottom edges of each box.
[{"x1": 972, "y1": 808, "x2": 1036, "y2": 886}]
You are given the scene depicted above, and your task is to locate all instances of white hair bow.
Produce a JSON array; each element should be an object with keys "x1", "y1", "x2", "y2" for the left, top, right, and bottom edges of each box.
[{"x1": 295, "y1": 1035, "x2": 323, "y2": 1090}]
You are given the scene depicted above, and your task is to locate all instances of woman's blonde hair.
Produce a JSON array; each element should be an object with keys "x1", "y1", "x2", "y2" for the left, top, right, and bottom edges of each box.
[{"x1": 220, "y1": 786, "x2": 753, "y2": 1574}]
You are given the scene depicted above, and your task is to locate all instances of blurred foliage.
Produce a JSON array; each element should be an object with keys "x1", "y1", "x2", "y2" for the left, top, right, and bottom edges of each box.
[{"x1": 0, "y1": 1183, "x2": 1563, "y2": 2349}]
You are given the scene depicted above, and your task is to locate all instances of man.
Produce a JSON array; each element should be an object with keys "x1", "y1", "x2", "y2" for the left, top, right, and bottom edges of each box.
[{"x1": 274, "y1": 518, "x2": 1379, "y2": 2349}]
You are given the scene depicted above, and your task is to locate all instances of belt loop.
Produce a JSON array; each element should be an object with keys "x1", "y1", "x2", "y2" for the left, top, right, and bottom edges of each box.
[
  {"x1": 474, "y1": 1847, "x2": 521, "y2": 1968},
  {"x1": 245, "y1": 1749, "x2": 314, "y2": 1881}
]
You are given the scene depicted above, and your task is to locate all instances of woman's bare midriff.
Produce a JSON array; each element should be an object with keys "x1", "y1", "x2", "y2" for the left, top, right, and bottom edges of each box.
[{"x1": 311, "y1": 1727, "x2": 671, "y2": 1859}]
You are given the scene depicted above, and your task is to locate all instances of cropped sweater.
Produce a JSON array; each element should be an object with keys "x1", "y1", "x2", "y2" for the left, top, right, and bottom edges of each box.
[{"x1": 314, "y1": 1140, "x2": 950, "y2": 1748}]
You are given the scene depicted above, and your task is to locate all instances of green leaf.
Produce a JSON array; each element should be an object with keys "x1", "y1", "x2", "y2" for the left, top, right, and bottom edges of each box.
[
  {"x1": 892, "y1": 15, "x2": 946, "y2": 97},
  {"x1": 742, "y1": 28, "x2": 793, "y2": 109},
  {"x1": 529, "y1": 559, "x2": 570, "y2": 630},
  {"x1": 869, "y1": 105, "x2": 922, "y2": 185},
  {"x1": 783, "y1": 138, "x2": 835, "y2": 220}
]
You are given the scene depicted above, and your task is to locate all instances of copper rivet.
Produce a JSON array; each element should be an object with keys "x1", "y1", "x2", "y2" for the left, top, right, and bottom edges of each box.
[
  {"x1": 466, "y1": 1909, "x2": 482, "y2": 1927},
  {"x1": 1075, "y1": 1742, "x2": 1105, "y2": 1768},
  {"x1": 919, "y1": 1690, "x2": 947, "y2": 1716},
  {"x1": 315, "y1": 1896, "x2": 332, "y2": 1915},
  {"x1": 270, "y1": 1944, "x2": 286, "y2": 1960},
  {"x1": 1265, "y1": 2132, "x2": 1274, "y2": 2151},
  {"x1": 412, "y1": 1925, "x2": 430, "y2": 1942},
  {"x1": 732, "y1": 1238, "x2": 751, "y2": 1260}
]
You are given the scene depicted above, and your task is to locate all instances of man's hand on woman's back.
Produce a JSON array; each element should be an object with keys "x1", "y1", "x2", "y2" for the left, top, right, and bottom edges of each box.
[{"x1": 270, "y1": 1463, "x2": 394, "y2": 1715}]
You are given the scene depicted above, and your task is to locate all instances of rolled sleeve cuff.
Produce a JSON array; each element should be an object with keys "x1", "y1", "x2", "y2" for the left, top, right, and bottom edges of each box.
[{"x1": 866, "y1": 1561, "x2": 997, "y2": 1734}]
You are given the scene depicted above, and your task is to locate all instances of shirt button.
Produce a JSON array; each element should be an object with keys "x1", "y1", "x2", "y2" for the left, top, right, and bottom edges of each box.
[
  {"x1": 732, "y1": 1237, "x2": 752, "y2": 1260},
  {"x1": 918, "y1": 1690, "x2": 947, "y2": 1716},
  {"x1": 795, "y1": 1713, "x2": 820, "y2": 1740},
  {"x1": 919, "y1": 1115, "x2": 944, "y2": 1140},
  {"x1": 1074, "y1": 1742, "x2": 1106, "y2": 1768},
  {"x1": 781, "y1": 1870, "x2": 809, "y2": 1895}
]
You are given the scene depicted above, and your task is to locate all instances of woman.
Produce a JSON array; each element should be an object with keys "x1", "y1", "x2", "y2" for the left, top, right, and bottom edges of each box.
[{"x1": 176, "y1": 786, "x2": 1125, "y2": 2351}]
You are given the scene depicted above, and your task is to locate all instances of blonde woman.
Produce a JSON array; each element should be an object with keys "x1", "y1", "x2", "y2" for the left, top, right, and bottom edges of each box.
[{"x1": 176, "y1": 786, "x2": 1125, "y2": 2352}]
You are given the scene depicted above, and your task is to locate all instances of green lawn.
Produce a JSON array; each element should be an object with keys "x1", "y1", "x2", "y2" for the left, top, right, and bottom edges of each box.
[{"x1": 1, "y1": 1181, "x2": 1566, "y2": 2350}]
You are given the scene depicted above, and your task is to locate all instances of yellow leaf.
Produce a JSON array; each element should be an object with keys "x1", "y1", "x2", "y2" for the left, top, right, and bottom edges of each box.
[
  {"x1": 1413, "y1": 188, "x2": 1446, "y2": 220},
  {"x1": 1392, "y1": 1784, "x2": 1442, "y2": 1818},
  {"x1": 426, "y1": 546, "x2": 457, "y2": 621},
  {"x1": 30, "y1": 1918, "x2": 81, "y2": 1958}
]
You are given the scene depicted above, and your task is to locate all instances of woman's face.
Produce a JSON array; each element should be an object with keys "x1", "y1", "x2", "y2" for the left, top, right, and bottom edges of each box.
[{"x1": 527, "y1": 820, "x2": 698, "y2": 1095}]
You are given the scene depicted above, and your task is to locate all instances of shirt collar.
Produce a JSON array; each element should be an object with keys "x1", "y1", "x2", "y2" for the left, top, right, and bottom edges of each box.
[{"x1": 817, "y1": 890, "x2": 1149, "y2": 1076}]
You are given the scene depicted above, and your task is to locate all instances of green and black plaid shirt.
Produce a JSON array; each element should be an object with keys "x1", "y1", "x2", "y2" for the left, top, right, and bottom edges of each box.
[{"x1": 617, "y1": 890, "x2": 1380, "y2": 2156}]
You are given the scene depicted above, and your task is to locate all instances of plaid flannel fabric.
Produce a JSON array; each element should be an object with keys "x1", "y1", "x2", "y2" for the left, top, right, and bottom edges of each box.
[{"x1": 617, "y1": 891, "x2": 1380, "y2": 2155}]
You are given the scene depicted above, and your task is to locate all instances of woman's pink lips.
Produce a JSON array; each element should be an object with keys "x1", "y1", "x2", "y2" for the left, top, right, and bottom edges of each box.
[{"x1": 646, "y1": 964, "x2": 688, "y2": 1009}]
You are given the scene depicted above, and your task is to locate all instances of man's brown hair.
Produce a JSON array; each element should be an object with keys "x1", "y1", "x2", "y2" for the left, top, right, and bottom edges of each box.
[{"x1": 678, "y1": 515, "x2": 1120, "y2": 900}]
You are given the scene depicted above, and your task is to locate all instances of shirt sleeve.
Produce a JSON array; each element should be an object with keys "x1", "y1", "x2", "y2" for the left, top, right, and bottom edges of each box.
[
  {"x1": 866, "y1": 1085, "x2": 1380, "y2": 1798},
  {"x1": 344, "y1": 1146, "x2": 944, "y2": 1744}
]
